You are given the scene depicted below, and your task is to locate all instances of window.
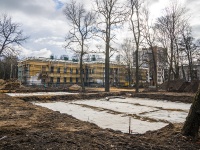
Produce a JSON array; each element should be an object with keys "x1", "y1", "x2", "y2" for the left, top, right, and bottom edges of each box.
[
  {"x1": 70, "y1": 68, "x2": 73, "y2": 74},
  {"x1": 92, "y1": 69, "x2": 95, "y2": 74},
  {"x1": 42, "y1": 66, "x2": 46, "y2": 72},
  {"x1": 64, "y1": 68, "x2": 67, "y2": 74},
  {"x1": 110, "y1": 69, "x2": 113, "y2": 74},
  {"x1": 115, "y1": 69, "x2": 118, "y2": 74},
  {"x1": 57, "y1": 68, "x2": 60, "y2": 73},
  {"x1": 70, "y1": 77, "x2": 73, "y2": 83},
  {"x1": 50, "y1": 67, "x2": 54, "y2": 73},
  {"x1": 50, "y1": 77, "x2": 54, "y2": 83},
  {"x1": 64, "y1": 77, "x2": 67, "y2": 83},
  {"x1": 76, "y1": 78, "x2": 79, "y2": 83},
  {"x1": 76, "y1": 68, "x2": 79, "y2": 74},
  {"x1": 57, "y1": 77, "x2": 60, "y2": 83}
]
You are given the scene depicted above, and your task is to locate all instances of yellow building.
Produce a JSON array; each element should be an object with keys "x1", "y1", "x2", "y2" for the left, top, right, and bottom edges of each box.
[{"x1": 18, "y1": 57, "x2": 148, "y2": 87}]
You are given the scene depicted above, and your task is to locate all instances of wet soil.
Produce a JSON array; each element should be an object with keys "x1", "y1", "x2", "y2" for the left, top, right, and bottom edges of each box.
[{"x1": 0, "y1": 92, "x2": 200, "y2": 150}]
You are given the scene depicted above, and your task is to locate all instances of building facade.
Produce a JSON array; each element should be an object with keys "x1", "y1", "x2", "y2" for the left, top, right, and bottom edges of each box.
[
  {"x1": 139, "y1": 46, "x2": 168, "y2": 85},
  {"x1": 18, "y1": 57, "x2": 148, "y2": 87},
  {"x1": 179, "y1": 62, "x2": 200, "y2": 81}
]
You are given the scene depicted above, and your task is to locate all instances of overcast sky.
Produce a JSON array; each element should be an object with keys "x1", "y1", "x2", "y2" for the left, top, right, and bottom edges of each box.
[{"x1": 0, "y1": 0, "x2": 199, "y2": 59}]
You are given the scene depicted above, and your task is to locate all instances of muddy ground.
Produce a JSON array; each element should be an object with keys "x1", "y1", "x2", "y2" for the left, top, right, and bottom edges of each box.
[{"x1": 0, "y1": 91, "x2": 200, "y2": 150}]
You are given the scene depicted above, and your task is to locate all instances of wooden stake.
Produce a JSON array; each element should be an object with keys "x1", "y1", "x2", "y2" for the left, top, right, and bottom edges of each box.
[{"x1": 129, "y1": 117, "x2": 131, "y2": 134}]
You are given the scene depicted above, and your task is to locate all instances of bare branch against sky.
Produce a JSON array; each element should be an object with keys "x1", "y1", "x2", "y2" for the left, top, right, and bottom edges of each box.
[{"x1": 0, "y1": 0, "x2": 199, "y2": 58}]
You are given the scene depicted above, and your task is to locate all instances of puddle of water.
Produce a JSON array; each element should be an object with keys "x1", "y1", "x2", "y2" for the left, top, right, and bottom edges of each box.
[{"x1": 6, "y1": 92, "x2": 78, "y2": 97}]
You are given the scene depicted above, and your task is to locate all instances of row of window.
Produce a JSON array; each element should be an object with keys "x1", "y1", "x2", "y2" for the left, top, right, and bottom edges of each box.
[
  {"x1": 48, "y1": 77, "x2": 79, "y2": 83},
  {"x1": 49, "y1": 67, "x2": 95, "y2": 74},
  {"x1": 50, "y1": 67, "x2": 77, "y2": 74}
]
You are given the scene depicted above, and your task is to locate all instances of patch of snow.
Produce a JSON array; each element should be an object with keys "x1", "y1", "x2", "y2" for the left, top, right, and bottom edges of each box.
[
  {"x1": 7, "y1": 92, "x2": 78, "y2": 97},
  {"x1": 109, "y1": 98, "x2": 190, "y2": 111},
  {"x1": 35, "y1": 102, "x2": 167, "y2": 134},
  {"x1": 33, "y1": 97, "x2": 191, "y2": 134},
  {"x1": 72, "y1": 100, "x2": 158, "y2": 115},
  {"x1": 140, "y1": 110, "x2": 188, "y2": 123}
]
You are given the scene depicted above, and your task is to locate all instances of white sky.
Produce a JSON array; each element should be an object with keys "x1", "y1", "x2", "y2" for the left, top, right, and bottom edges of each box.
[{"x1": 0, "y1": 0, "x2": 199, "y2": 59}]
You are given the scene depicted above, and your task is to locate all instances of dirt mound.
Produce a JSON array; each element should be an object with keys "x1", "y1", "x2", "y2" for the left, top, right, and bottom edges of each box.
[
  {"x1": 140, "y1": 123, "x2": 200, "y2": 149},
  {"x1": 0, "y1": 79, "x2": 5, "y2": 85},
  {"x1": 69, "y1": 84, "x2": 82, "y2": 91},
  {"x1": 159, "y1": 80, "x2": 199, "y2": 93},
  {"x1": 184, "y1": 80, "x2": 200, "y2": 93},
  {"x1": 3, "y1": 82, "x2": 20, "y2": 90},
  {"x1": 0, "y1": 79, "x2": 23, "y2": 90}
]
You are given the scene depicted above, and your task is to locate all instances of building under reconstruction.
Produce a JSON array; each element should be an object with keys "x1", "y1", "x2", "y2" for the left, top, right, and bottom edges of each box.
[{"x1": 18, "y1": 57, "x2": 148, "y2": 87}]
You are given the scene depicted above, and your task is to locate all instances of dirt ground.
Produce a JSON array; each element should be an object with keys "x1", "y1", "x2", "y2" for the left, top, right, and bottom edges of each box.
[{"x1": 0, "y1": 91, "x2": 200, "y2": 150}]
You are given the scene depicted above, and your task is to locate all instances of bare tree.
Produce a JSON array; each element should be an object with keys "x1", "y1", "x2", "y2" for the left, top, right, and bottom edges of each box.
[
  {"x1": 0, "y1": 14, "x2": 27, "y2": 56},
  {"x1": 127, "y1": 0, "x2": 145, "y2": 93},
  {"x1": 95, "y1": 0, "x2": 127, "y2": 92},
  {"x1": 179, "y1": 24, "x2": 199, "y2": 81},
  {"x1": 64, "y1": 0, "x2": 96, "y2": 92},
  {"x1": 155, "y1": 1, "x2": 187, "y2": 90},
  {"x1": 120, "y1": 38, "x2": 134, "y2": 87},
  {"x1": 143, "y1": 9, "x2": 158, "y2": 89},
  {"x1": 0, "y1": 55, "x2": 18, "y2": 80}
]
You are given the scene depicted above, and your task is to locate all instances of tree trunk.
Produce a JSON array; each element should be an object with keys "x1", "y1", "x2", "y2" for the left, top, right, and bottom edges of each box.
[
  {"x1": 10, "y1": 63, "x2": 13, "y2": 79},
  {"x1": 128, "y1": 64, "x2": 131, "y2": 87},
  {"x1": 105, "y1": 20, "x2": 110, "y2": 92},
  {"x1": 135, "y1": 48, "x2": 139, "y2": 93},
  {"x1": 167, "y1": 39, "x2": 174, "y2": 91},
  {"x1": 105, "y1": 39, "x2": 110, "y2": 92},
  {"x1": 151, "y1": 46, "x2": 158, "y2": 90},
  {"x1": 174, "y1": 64, "x2": 179, "y2": 79},
  {"x1": 80, "y1": 43, "x2": 85, "y2": 92},
  {"x1": 181, "y1": 64, "x2": 186, "y2": 81},
  {"x1": 182, "y1": 86, "x2": 200, "y2": 139},
  {"x1": 188, "y1": 56, "x2": 193, "y2": 81}
]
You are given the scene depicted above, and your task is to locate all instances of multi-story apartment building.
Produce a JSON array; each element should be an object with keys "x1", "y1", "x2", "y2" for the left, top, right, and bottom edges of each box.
[
  {"x1": 138, "y1": 46, "x2": 168, "y2": 85},
  {"x1": 18, "y1": 57, "x2": 149, "y2": 87},
  {"x1": 179, "y1": 61, "x2": 200, "y2": 81}
]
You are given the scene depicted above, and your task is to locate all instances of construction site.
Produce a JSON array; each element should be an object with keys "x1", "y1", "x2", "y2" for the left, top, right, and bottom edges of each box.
[
  {"x1": 1, "y1": 0, "x2": 200, "y2": 148},
  {"x1": 0, "y1": 53, "x2": 199, "y2": 150},
  {"x1": 0, "y1": 76, "x2": 200, "y2": 149}
]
